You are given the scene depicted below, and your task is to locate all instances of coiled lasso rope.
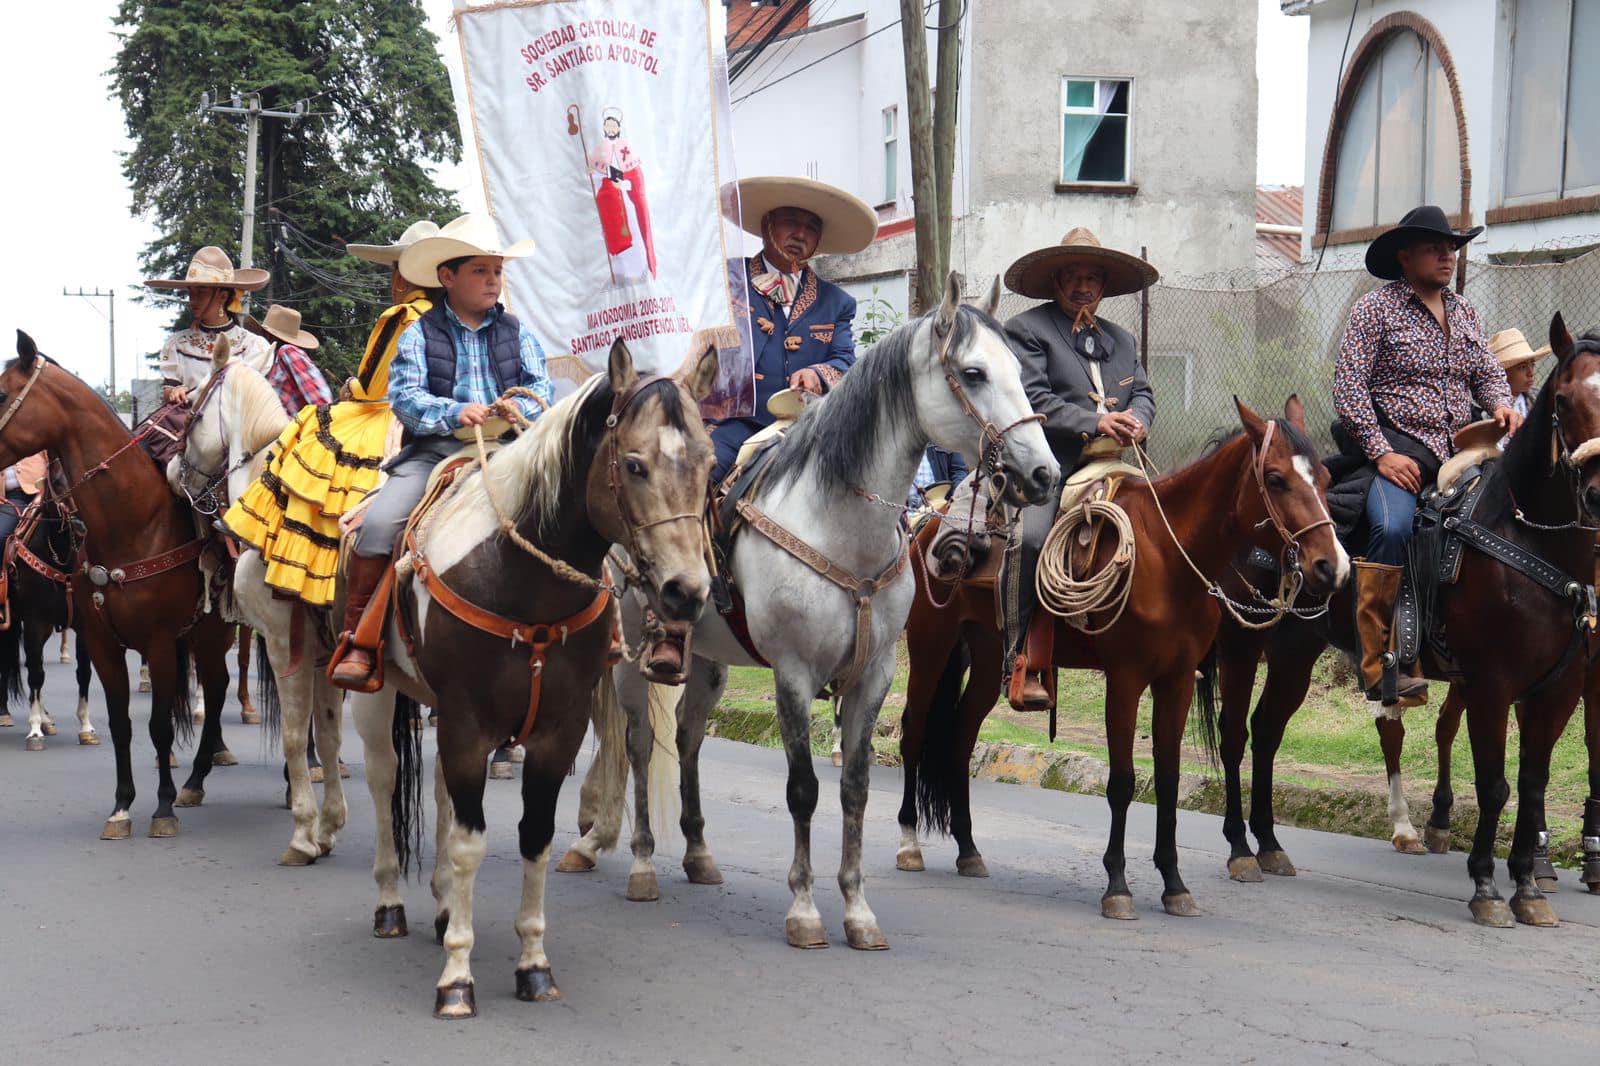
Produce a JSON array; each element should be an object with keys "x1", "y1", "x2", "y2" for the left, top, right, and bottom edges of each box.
[{"x1": 1034, "y1": 497, "x2": 1137, "y2": 635}]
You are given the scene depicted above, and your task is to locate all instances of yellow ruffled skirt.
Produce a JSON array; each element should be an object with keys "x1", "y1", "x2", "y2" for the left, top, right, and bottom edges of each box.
[{"x1": 225, "y1": 401, "x2": 394, "y2": 606}]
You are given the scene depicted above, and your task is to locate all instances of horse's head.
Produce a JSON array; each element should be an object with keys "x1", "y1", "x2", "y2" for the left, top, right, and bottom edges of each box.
[
  {"x1": 1544, "y1": 314, "x2": 1600, "y2": 521},
  {"x1": 586, "y1": 337, "x2": 718, "y2": 624},
  {"x1": 172, "y1": 335, "x2": 289, "y2": 513},
  {"x1": 1234, "y1": 395, "x2": 1349, "y2": 596},
  {"x1": 916, "y1": 274, "x2": 1058, "y2": 507},
  {"x1": 0, "y1": 331, "x2": 68, "y2": 466}
]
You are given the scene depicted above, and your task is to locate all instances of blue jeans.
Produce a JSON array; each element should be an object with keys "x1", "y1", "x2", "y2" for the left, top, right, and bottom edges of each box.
[
  {"x1": 0, "y1": 489, "x2": 28, "y2": 544},
  {"x1": 1365, "y1": 474, "x2": 1417, "y2": 566}
]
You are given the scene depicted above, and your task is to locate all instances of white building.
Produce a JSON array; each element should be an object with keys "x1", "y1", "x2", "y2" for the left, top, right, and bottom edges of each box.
[
  {"x1": 726, "y1": 0, "x2": 1260, "y2": 317},
  {"x1": 1288, "y1": 0, "x2": 1600, "y2": 261}
]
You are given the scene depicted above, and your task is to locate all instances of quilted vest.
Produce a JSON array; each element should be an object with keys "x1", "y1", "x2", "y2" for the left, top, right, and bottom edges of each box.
[{"x1": 417, "y1": 304, "x2": 523, "y2": 402}]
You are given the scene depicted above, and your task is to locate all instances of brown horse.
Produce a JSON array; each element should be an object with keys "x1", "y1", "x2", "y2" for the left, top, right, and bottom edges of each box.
[
  {"x1": 0, "y1": 332, "x2": 235, "y2": 838},
  {"x1": 1207, "y1": 315, "x2": 1600, "y2": 926},
  {"x1": 899, "y1": 396, "x2": 1347, "y2": 918}
]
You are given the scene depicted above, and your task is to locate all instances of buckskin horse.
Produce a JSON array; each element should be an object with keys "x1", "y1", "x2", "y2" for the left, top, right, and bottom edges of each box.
[
  {"x1": 566, "y1": 276, "x2": 1059, "y2": 951},
  {"x1": 1206, "y1": 317, "x2": 1600, "y2": 926},
  {"x1": 0, "y1": 332, "x2": 237, "y2": 838},
  {"x1": 899, "y1": 396, "x2": 1348, "y2": 919}
]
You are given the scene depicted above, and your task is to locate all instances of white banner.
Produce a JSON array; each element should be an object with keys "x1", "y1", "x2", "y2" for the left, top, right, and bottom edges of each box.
[{"x1": 455, "y1": 0, "x2": 753, "y2": 417}]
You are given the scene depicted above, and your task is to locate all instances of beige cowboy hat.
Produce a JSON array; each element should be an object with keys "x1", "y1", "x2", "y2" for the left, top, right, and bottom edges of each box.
[
  {"x1": 730, "y1": 176, "x2": 878, "y2": 257},
  {"x1": 1488, "y1": 327, "x2": 1552, "y2": 370},
  {"x1": 346, "y1": 219, "x2": 441, "y2": 266},
  {"x1": 1003, "y1": 227, "x2": 1158, "y2": 301},
  {"x1": 398, "y1": 213, "x2": 535, "y2": 288},
  {"x1": 145, "y1": 246, "x2": 269, "y2": 292},
  {"x1": 247, "y1": 305, "x2": 319, "y2": 350},
  {"x1": 1452, "y1": 418, "x2": 1507, "y2": 454}
]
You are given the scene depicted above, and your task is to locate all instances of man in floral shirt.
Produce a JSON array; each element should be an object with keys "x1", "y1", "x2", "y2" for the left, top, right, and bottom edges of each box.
[{"x1": 1333, "y1": 204, "x2": 1522, "y2": 703}]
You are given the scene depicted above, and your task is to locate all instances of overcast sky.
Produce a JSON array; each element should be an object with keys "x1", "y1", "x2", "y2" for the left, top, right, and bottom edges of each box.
[{"x1": 0, "y1": 0, "x2": 1308, "y2": 394}]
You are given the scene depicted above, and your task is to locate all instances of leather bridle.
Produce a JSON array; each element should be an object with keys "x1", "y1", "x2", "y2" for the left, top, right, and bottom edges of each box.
[{"x1": 603, "y1": 374, "x2": 705, "y2": 590}]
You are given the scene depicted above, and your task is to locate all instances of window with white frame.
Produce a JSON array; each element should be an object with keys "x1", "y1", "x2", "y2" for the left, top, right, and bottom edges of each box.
[
  {"x1": 1503, "y1": 0, "x2": 1600, "y2": 205},
  {"x1": 1060, "y1": 77, "x2": 1131, "y2": 184},
  {"x1": 882, "y1": 106, "x2": 898, "y2": 204}
]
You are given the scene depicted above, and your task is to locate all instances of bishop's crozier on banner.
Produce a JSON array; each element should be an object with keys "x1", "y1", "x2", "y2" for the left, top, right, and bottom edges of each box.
[{"x1": 455, "y1": 0, "x2": 753, "y2": 418}]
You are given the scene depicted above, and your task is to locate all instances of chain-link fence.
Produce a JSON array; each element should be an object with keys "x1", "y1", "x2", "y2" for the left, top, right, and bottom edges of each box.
[{"x1": 992, "y1": 236, "x2": 1600, "y2": 471}]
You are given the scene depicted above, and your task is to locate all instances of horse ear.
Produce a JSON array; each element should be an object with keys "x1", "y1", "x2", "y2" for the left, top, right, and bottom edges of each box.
[
  {"x1": 1234, "y1": 395, "x2": 1268, "y2": 444},
  {"x1": 607, "y1": 337, "x2": 638, "y2": 394},
  {"x1": 977, "y1": 275, "x2": 1002, "y2": 318},
  {"x1": 1551, "y1": 311, "x2": 1576, "y2": 363},
  {"x1": 1283, "y1": 394, "x2": 1307, "y2": 432},
  {"x1": 677, "y1": 336, "x2": 720, "y2": 402},
  {"x1": 212, "y1": 333, "x2": 232, "y2": 370},
  {"x1": 935, "y1": 271, "x2": 963, "y2": 336},
  {"x1": 15, "y1": 330, "x2": 38, "y2": 370}
]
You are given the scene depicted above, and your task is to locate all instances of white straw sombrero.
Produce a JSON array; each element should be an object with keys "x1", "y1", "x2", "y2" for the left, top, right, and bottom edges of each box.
[
  {"x1": 730, "y1": 176, "x2": 878, "y2": 257},
  {"x1": 346, "y1": 219, "x2": 441, "y2": 266},
  {"x1": 398, "y1": 214, "x2": 535, "y2": 288}
]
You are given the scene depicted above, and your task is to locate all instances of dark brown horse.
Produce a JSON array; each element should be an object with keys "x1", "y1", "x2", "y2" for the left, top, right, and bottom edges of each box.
[
  {"x1": 900, "y1": 397, "x2": 1347, "y2": 918},
  {"x1": 0, "y1": 332, "x2": 235, "y2": 838},
  {"x1": 1208, "y1": 315, "x2": 1600, "y2": 926}
]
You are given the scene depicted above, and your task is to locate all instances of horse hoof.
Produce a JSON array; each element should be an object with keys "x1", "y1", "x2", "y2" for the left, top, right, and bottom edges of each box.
[
  {"x1": 138, "y1": 679, "x2": 151, "y2": 693},
  {"x1": 213, "y1": 749, "x2": 239, "y2": 767},
  {"x1": 309, "y1": 765, "x2": 325, "y2": 784},
  {"x1": 174, "y1": 788, "x2": 204, "y2": 808},
  {"x1": 41, "y1": 720, "x2": 57, "y2": 736},
  {"x1": 956, "y1": 855, "x2": 990, "y2": 878},
  {"x1": 1536, "y1": 875, "x2": 1560, "y2": 895},
  {"x1": 435, "y1": 913, "x2": 450, "y2": 945},
  {"x1": 1162, "y1": 892, "x2": 1201, "y2": 917},
  {"x1": 515, "y1": 966, "x2": 561, "y2": 1002},
  {"x1": 373, "y1": 905, "x2": 408, "y2": 938},
  {"x1": 433, "y1": 980, "x2": 476, "y2": 1020},
  {"x1": 1101, "y1": 895, "x2": 1138, "y2": 920},
  {"x1": 1227, "y1": 855, "x2": 1263, "y2": 882},
  {"x1": 0, "y1": 714, "x2": 11, "y2": 727},
  {"x1": 785, "y1": 916, "x2": 829, "y2": 948},
  {"x1": 24, "y1": 736, "x2": 45, "y2": 752},
  {"x1": 100, "y1": 816, "x2": 132, "y2": 840},
  {"x1": 844, "y1": 920, "x2": 889, "y2": 950},
  {"x1": 508, "y1": 745, "x2": 525, "y2": 764},
  {"x1": 338, "y1": 761, "x2": 351, "y2": 779},
  {"x1": 148, "y1": 817, "x2": 180, "y2": 839},
  {"x1": 1423, "y1": 824, "x2": 1451, "y2": 854},
  {"x1": 1392, "y1": 833, "x2": 1425, "y2": 855},
  {"x1": 278, "y1": 846, "x2": 318, "y2": 867},
  {"x1": 156, "y1": 753, "x2": 179, "y2": 769},
  {"x1": 78, "y1": 731, "x2": 99, "y2": 746},
  {"x1": 317, "y1": 839, "x2": 334, "y2": 857},
  {"x1": 683, "y1": 855, "x2": 724, "y2": 885},
  {"x1": 895, "y1": 848, "x2": 925, "y2": 873},
  {"x1": 191, "y1": 710, "x2": 204, "y2": 725},
  {"x1": 830, "y1": 752, "x2": 843, "y2": 768},
  {"x1": 488, "y1": 760, "x2": 515, "y2": 781},
  {"x1": 240, "y1": 709, "x2": 262, "y2": 725},
  {"x1": 555, "y1": 847, "x2": 595, "y2": 873},
  {"x1": 627, "y1": 870, "x2": 660, "y2": 902},
  {"x1": 1469, "y1": 897, "x2": 1515, "y2": 928},
  {"x1": 1511, "y1": 895, "x2": 1559, "y2": 927},
  {"x1": 1256, "y1": 850, "x2": 1297, "y2": 877}
]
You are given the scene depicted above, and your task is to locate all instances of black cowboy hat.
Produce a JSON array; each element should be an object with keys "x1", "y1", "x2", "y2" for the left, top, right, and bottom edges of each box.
[{"x1": 1364, "y1": 205, "x2": 1483, "y2": 281}]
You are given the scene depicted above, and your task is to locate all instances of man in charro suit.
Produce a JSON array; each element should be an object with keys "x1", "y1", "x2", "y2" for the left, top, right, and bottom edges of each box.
[
  {"x1": 708, "y1": 176, "x2": 879, "y2": 483},
  {"x1": 1001, "y1": 228, "x2": 1159, "y2": 711}
]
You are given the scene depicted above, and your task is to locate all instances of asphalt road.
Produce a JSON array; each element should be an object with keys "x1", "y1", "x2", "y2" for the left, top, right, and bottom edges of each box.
[{"x1": 4, "y1": 653, "x2": 1600, "y2": 1066}]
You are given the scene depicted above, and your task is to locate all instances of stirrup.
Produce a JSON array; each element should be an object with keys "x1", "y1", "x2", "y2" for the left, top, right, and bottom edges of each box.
[
  {"x1": 641, "y1": 621, "x2": 692, "y2": 685},
  {"x1": 328, "y1": 633, "x2": 385, "y2": 694}
]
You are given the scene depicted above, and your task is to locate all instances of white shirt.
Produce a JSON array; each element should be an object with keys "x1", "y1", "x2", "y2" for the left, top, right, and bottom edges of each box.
[{"x1": 158, "y1": 320, "x2": 273, "y2": 395}]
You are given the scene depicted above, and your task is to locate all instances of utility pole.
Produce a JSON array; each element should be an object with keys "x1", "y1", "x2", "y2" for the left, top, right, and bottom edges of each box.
[
  {"x1": 900, "y1": 0, "x2": 963, "y2": 313},
  {"x1": 62, "y1": 287, "x2": 116, "y2": 400},
  {"x1": 198, "y1": 92, "x2": 306, "y2": 270}
]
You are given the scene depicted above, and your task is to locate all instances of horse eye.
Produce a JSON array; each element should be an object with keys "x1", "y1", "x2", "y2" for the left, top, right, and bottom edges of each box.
[
  {"x1": 1265, "y1": 472, "x2": 1287, "y2": 490},
  {"x1": 961, "y1": 367, "x2": 986, "y2": 385},
  {"x1": 1557, "y1": 392, "x2": 1572, "y2": 413},
  {"x1": 624, "y1": 457, "x2": 647, "y2": 478}
]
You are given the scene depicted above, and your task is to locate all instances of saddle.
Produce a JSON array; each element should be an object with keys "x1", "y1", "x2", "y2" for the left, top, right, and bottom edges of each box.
[
  {"x1": 134, "y1": 401, "x2": 193, "y2": 467},
  {"x1": 707, "y1": 436, "x2": 785, "y2": 665}
]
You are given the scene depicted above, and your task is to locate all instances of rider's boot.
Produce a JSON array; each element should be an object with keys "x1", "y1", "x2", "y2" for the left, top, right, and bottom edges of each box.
[
  {"x1": 1354, "y1": 560, "x2": 1427, "y2": 704},
  {"x1": 1006, "y1": 608, "x2": 1055, "y2": 712},
  {"x1": 328, "y1": 553, "x2": 392, "y2": 692}
]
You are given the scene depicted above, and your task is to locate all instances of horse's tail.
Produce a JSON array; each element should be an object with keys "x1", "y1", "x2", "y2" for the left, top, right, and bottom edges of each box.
[
  {"x1": 916, "y1": 637, "x2": 972, "y2": 838},
  {"x1": 391, "y1": 693, "x2": 425, "y2": 878},
  {"x1": 170, "y1": 637, "x2": 196, "y2": 746},
  {"x1": 645, "y1": 681, "x2": 682, "y2": 846},
  {"x1": 0, "y1": 615, "x2": 24, "y2": 711},
  {"x1": 577, "y1": 671, "x2": 629, "y2": 853},
  {"x1": 1191, "y1": 641, "x2": 1222, "y2": 769},
  {"x1": 255, "y1": 632, "x2": 282, "y2": 749}
]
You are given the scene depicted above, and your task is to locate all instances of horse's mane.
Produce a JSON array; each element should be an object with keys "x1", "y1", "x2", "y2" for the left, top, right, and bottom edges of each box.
[
  {"x1": 5, "y1": 352, "x2": 124, "y2": 424},
  {"x1": 763, "y1": 304, "x2": 1003, "y2": 498},
  {"x1": 1180, "y1": 417, "x2": 1318, "y2": 477},
  {"x1": 221, "y1": 362, "x2": 292, "y2": 454}
]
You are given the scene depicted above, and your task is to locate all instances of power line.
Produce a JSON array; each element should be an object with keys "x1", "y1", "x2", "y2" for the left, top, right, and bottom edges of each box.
[
  {"x1": 732, "y1": 15, "x2": 905, "y2": 106},
  {"x1": 736, "y1": 0, "x2": 840, "y2": 92},
  {"x1": 730, "y1": 1, "x2": 811, "y2": 82}
]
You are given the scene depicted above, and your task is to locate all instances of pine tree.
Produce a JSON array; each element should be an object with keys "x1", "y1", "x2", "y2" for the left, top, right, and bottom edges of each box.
[{"x1": 113, "y1": 0, "x2": 461, "y2": 379}]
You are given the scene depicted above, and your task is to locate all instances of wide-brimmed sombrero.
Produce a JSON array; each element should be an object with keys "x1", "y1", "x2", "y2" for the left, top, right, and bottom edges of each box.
[
  {"x1": 145, "y1": 246, "x2": 268, "y2": 292},
  {"x1": 1488, "y1": 327, "x2": 1551, "y2": 370},
  {"x1": 398, "y1": 213, "x2": 535, "y2": 288},
  {"x1": 1003, "y1": 227, "x2": 1158, "y2": 300},
  {"x1": 1364, "y1": 205, "x2": 1482, "y2": 281},
  {"x1": 250, "y1": 305, "x2": 319, "y2": 350},
  {"x1": 731, "y1": 176, "x2": 878, "y2": 257},
  {"x1": 346, "y1": 220, "x2": 441, "y2": 267}
]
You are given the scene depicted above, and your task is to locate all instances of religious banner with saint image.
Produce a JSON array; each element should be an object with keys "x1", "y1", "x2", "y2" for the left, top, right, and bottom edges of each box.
[{"x1": 455, "y1": 0, "x2": 753, "y2": 417}]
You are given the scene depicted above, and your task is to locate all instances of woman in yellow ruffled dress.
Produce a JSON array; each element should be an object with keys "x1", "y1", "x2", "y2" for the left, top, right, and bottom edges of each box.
[{"x1": 225, "y1": 221, "x2": 439, "y2": 606}]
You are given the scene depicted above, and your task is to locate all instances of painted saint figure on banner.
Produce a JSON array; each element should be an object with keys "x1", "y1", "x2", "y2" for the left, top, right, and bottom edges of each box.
[{"x1": 587, "y1": 107, "x2": 657, "y2": 284}]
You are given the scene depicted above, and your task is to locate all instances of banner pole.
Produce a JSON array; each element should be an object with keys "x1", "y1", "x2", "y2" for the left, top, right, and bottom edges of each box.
[{"x1": 567, "y1": 104, "x2": 617, "y2": 287}]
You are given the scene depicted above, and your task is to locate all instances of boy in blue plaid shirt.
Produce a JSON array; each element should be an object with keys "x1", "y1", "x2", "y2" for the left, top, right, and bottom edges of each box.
[{"x1": 331, "y1": 214, "x2": 552, "y2": 690}]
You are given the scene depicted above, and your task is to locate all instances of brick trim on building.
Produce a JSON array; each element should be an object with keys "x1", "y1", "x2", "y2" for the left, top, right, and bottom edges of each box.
[
  {"x1": 1312, "y1": 12, "x2": 1472, "y2": 247},
  {"x1": 1486, "y1": 193, "x2": 1600, "y2": 226}
]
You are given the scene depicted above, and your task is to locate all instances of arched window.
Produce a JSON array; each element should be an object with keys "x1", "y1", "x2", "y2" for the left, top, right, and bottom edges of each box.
[{"x1": 1329, "y1": 31, "x2": 1459, "y2": 232}]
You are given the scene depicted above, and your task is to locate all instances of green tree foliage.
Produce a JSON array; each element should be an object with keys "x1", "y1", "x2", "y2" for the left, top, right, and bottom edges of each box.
[{"x1": 112, "y1": 0, "x2": 461, "y2": 379}]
